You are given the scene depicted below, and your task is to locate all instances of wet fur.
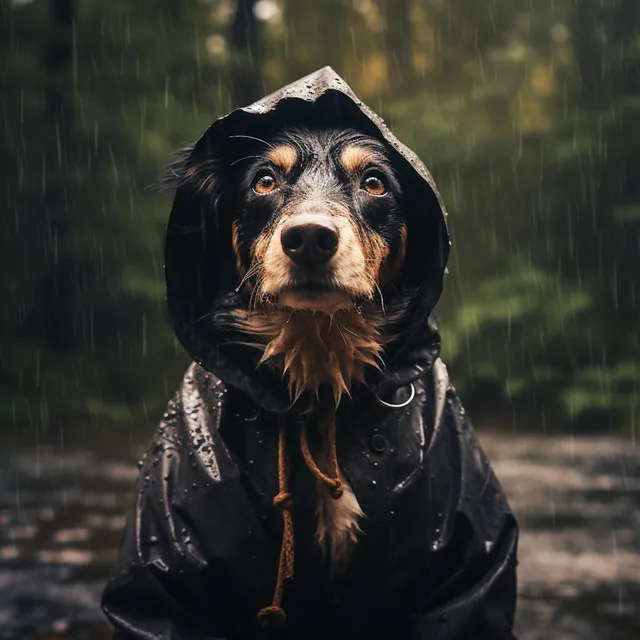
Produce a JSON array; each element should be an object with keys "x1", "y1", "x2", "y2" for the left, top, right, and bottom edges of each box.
[
  {"x1": 234, "y1": 304, "x2": 400, "y2": 405},
  {"x1": 316, "y1": 462, "x2": 364, "y2": 572}
]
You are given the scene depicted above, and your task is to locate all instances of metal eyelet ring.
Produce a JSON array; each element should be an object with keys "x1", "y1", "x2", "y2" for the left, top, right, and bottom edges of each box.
[{"x1": 374, "y1": 382, "x2": 415, "y2": 409}]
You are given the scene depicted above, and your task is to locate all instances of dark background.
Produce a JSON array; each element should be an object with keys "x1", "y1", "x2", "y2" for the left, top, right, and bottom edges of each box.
[{"x1": 1, "y1": 1, "x2": 639, "y2": 639}]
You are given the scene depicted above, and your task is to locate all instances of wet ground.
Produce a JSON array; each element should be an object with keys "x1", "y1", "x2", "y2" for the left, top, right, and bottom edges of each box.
[{"x1": 0, "y1": 429, "x2": 638, "y2": 639}]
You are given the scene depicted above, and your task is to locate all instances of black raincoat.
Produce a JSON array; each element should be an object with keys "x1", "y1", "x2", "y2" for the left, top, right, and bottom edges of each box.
[{"x1": 102, "y1": 67, "x2": 519, "y2": 640}]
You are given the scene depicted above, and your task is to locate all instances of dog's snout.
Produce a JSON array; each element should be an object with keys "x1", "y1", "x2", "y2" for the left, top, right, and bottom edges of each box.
[{"x1": 281, "y1": 220, "x2": 339, "y2": 266}]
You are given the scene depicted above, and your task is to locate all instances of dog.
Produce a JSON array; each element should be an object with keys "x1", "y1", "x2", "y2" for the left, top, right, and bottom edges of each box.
[{"x1": 102, "y1": 67, "x2": 519, "y2": 640}]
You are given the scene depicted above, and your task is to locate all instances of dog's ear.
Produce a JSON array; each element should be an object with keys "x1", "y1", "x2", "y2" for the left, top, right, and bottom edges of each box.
[
  {"x1": 159, "y1": 145, "x2": 194, "y2": 192},
  {"x1": 159, "y1": 144, "x2": 221, "y2": 196},
  {"x1": 164, "y1": 139, "x2": 238, "y2": 330}
]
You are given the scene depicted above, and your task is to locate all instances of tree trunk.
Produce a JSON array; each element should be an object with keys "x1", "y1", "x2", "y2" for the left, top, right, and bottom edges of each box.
[
  {"x1": 41, "y1": 0, "x2": 78, "y2": 350},
  {"x1": 382, "y1": 0, "x2": 414, "y2": 95}
]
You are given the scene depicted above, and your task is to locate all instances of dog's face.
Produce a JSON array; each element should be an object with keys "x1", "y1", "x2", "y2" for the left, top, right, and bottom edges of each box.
[{"x1": 230, "y1": 128, "x2": 407, "y2": 313}]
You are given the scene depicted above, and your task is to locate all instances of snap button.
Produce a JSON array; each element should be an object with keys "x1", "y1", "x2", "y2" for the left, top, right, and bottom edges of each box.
[{"x1": 370, "y1": 433, "x2": 388, "y2": 455}]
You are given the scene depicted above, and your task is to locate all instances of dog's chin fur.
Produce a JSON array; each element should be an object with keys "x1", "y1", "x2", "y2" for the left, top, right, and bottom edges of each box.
[
  {"x1": 279, "y1": 290, "x2": 354, "y2": 314},
  {"x1": 234, "y1": 302, "x2": 392, "y2": 405}
]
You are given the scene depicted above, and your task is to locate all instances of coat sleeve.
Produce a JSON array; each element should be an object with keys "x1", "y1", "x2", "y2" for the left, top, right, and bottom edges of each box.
[
  {"x1": 101, "y1": 423, "x2": 227, "y2": 640},
  {"x1": 410, "y1": 515, "x2": 519, "y2": 640},
  {"x1": 410, "y1": 378, "x2": 520, "y2": 640}
]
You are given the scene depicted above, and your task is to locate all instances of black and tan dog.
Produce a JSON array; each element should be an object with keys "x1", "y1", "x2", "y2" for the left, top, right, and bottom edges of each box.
[{"x1": 102, "y1": 68, "x2": 519, "y2": 640}]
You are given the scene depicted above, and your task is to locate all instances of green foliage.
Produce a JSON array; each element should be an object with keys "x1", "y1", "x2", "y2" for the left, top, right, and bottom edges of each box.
[{"x1": 1, "y1": 0, "x2": 638, "y2": 433}]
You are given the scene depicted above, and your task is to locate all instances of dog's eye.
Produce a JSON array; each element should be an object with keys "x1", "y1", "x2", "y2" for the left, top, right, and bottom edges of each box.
[
  {"x1": 253, "y1": 173, "x2": 277, "y2": 195},
  {"x1": 361, "y1": 173, "x2": 387, "y2": 196}
]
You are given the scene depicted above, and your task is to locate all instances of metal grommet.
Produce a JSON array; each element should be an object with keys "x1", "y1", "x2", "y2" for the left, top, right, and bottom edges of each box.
[
  {"x1": 374, "y1": 382, "x2": 415, "y2": 409},
  {"x1": 370, "y1": 433, "x2": 388, "y2": 454}
]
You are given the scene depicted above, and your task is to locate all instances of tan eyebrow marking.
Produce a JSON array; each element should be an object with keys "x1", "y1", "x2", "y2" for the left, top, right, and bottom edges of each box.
[
  {"x1": 339, "y1": 145, "x2": 378, "y2": 174},
  {"x1": 266, "y1": 145, "x2": 298, "y2": 173}
]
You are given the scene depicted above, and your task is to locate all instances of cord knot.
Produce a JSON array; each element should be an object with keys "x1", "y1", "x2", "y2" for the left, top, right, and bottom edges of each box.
[
  {"x1": 273, "y1": 491, "x2": 293, "y2": 511},
  {"x1": 328, "y1": 479, "x2": 343, "y2": 499},
  {"x1": 257, "y1": 605, "x2": 287, "y2": 629}
]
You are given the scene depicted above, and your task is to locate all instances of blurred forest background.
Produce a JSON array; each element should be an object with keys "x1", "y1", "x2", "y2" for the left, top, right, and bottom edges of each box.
[{"x1": 2, "y1": 0, "x2": 639, "y2": 435}]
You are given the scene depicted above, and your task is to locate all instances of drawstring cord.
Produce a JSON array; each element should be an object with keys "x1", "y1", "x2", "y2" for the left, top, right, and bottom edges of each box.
[
  {"x1": 256, "y1": 410, "x2": 342, "y2": 629},
  {"x1": 256, "y1": 420, "x2": 295, "y2": 628},
  {"x1": 299, "y1": 417, "x2": 343, "y2": 500}
]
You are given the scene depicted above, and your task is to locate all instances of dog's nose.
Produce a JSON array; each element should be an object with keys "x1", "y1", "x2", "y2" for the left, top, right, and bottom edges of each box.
[{"x1": 281, "y1": 221, "x2": 339, "y2": 266}]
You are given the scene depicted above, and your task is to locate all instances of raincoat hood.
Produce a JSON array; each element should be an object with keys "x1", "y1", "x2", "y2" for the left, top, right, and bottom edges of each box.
[{"x1": 165, "y1": 67, "x2": 450, "y2": 413}]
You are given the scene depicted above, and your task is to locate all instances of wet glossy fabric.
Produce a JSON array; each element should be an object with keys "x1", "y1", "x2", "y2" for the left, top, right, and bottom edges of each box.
[
  {"x1": 101, "y1": 68, "x2": 519, "y2": 639},
  {"x1": 102, "y1": 362, "x2": 518, "y2": 640}
]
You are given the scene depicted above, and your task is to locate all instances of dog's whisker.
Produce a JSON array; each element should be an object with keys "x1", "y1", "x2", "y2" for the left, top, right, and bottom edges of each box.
[
  {"x1": 235, "y1": 263, "x2": 260, "y2": 291},
  {"x1": 246, "y1": 273, "x2": 261, "y2": 309},
  {"x1": 230, "y1": 155, "x2": 263, "y2": 167},
  {"x1": 314, "y1": 320, "x2": 329, "y2": 352},
  {"x1": 195, "y1": 307, "x2": 216, "y2": 324},
  {"x1": 335, "y1": 320, "x2": 359, "y2": 338},
  {"x1": 333, "y1": 321, "x2": 349, "y2": 347},
  {"x1": 228, "y1": 134, "x2": 276, "y2": 150},
  {"x1": 249, "y1": 276, "x2": 265, "y2": 311},
  {"x1": 248, "y1": 286, "x2": 258, "y2": 312},
  {"x1": 374, "y1": 282, "x2": 386, "y2": 315}
]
